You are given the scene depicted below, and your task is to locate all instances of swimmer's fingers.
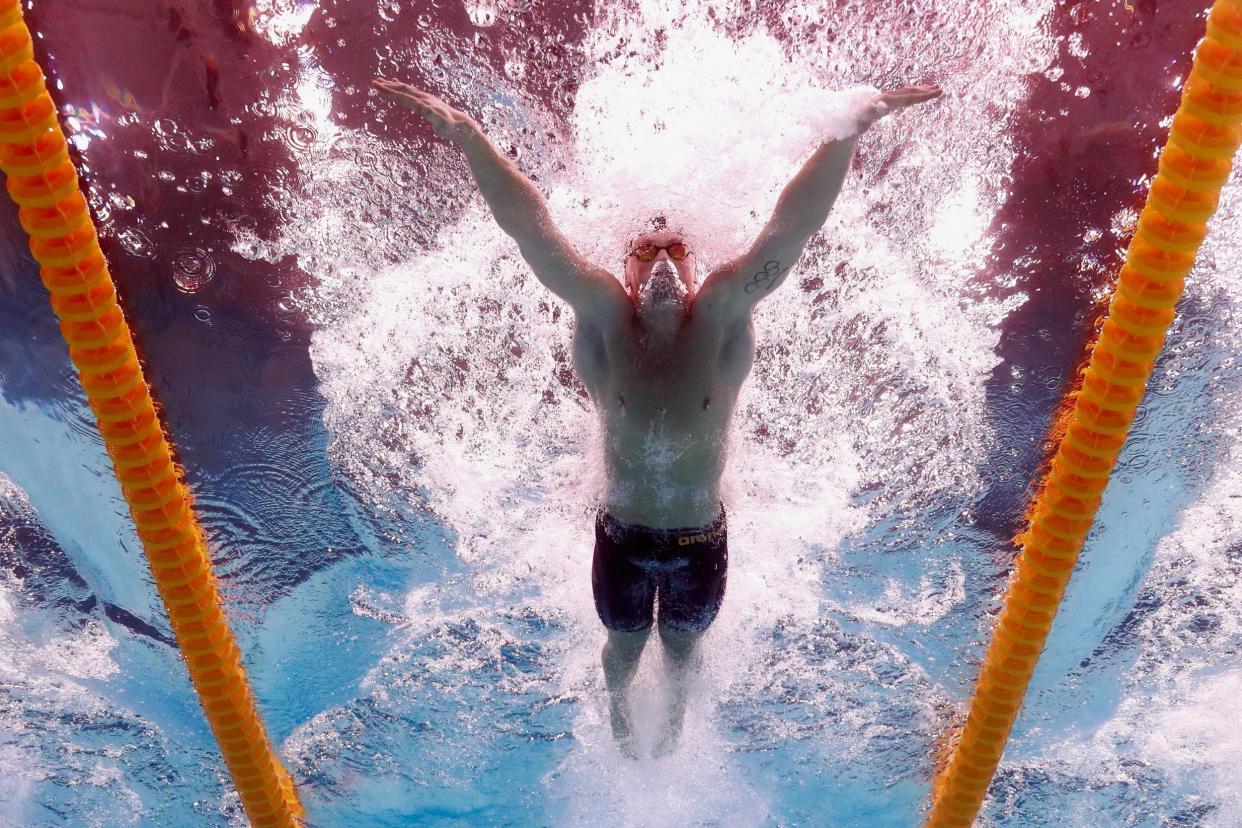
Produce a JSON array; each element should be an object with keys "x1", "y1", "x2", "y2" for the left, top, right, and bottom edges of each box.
[
  {"x1": 375, "y1": 85, "x2": 444, "y2": 122},
  {"x1": 878, "y1": 84, "x2": 943, "y2": 112},
  {"x1": 371, "y1": 77, "x2": 445, "y2": 111},
  {"x1": 372, "y1": 78, "x2": 429, "y2": 107},
  {"x1": 371, "y1": 77, "x2": 478, "y2": 140},
  {"x1": 858, "y1": 84, "x2": 942, "y2": 129},
  {"x1": 373, "y1": 80, "x2": 460, "y2": 121},
  {"x1": 372, "y1": 76, "x2": 425, "y2": 95}
]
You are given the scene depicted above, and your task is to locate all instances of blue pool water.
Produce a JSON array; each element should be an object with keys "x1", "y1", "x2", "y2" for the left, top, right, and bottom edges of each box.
[{"x1": 1, "y1": 0, "x2": 1240, "y2": 826}]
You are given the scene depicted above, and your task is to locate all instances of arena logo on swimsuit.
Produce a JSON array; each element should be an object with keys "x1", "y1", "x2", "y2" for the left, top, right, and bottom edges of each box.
[{"x1": 677, "y1": 525, "x2": 726, "y2": 546}]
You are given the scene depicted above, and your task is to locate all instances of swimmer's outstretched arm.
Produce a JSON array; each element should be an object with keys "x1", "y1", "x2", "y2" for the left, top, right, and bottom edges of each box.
[
  {"x1": 695, "y1": 84, "x2": 942, "y2": 322},
  {"x1": 371, "y1": 77, "x2": 623, "y2": 317}
]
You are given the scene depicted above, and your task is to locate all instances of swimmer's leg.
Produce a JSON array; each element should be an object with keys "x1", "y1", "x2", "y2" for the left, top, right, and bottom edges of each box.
[
  {"x1": 592, "y1": 510, "x2": 657, "y2": 758},
  {"x1": 601, "y1": 626, "x2": 651, "y2": 758},
  {"x1": 653, "y1": 622, "x2": 703, "y2": 757},
  {"x1": 653, "y1": 512, "x2": 728, "y2": 757}
]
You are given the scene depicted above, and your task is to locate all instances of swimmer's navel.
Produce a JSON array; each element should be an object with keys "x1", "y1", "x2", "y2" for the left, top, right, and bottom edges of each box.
[
  {"x1": 617, "y1": 394, "x2": 625, "y2": 408},
  {"x1": 703, "y1": 397, "x2": 710, "y2": 409}
]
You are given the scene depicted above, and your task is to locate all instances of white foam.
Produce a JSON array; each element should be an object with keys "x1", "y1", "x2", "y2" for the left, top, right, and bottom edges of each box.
[
  {"x1": 0, "y1": 518, "x2": 143, "y2": 827},
  {"x1": 248, "y1": 0, "x2": 1058, "y2": 820}
]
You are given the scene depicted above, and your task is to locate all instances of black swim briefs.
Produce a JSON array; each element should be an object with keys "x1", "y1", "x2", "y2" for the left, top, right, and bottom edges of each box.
[{"x1": 591, "y1": 504, "x2": 728, "y2": 633}]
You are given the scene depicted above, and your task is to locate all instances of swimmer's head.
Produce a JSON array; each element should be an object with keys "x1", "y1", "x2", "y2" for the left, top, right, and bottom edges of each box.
[{"x1": 623, "y1": 227, "x2": 696, "y2": 307}]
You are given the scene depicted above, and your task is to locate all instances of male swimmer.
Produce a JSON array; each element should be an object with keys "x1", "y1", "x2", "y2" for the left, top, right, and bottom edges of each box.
[{"x1": 373, "y1": 75, "x2": 941, "y2": 759}]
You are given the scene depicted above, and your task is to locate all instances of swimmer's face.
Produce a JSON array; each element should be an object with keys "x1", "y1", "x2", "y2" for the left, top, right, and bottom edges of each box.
[{"x1": 623, "y1": 231, "x2": 696, "y2": 304}]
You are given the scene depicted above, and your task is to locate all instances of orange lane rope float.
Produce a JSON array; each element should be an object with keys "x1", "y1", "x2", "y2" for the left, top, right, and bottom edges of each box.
[
  {"x1": 926, "y1": 2, "x2": 1242, "y2": 826},
  {"x1": 0, "y1": 2, "x2": 304, "y2": 825}
]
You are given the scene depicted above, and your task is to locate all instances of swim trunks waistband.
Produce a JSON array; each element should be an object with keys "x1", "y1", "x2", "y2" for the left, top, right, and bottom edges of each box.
[{"x1": 598, "y1": 502, "x2": 726, "y2": 546}]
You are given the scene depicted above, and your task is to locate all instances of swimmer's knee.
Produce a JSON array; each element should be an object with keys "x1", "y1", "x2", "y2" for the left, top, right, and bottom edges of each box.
[
  {"x1": 606, "y1": 624, "x2": 652, "y2": 651},
  {"x1": 657, "y1": 620, "x2": 705, "y2": 655},
  {"x1": 658, "y1": 604, "x2": 719, "y2": 640}
]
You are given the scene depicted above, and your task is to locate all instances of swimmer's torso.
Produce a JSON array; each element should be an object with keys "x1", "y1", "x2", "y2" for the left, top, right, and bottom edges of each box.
[{"x1": 572, "y1": 299, "x2": 756, "y2": 528}]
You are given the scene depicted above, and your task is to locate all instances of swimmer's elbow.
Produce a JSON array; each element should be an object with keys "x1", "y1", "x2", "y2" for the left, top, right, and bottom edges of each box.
[
  {"x1": 697, "y1": 226, "x2": 812, "y2": 319},
  {"x1": 516, "y1": 235, "x2": 624, "y2": 315}
]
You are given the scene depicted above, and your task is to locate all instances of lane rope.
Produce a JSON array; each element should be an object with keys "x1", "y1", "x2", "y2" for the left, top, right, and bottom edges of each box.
[
  {"x1": 0, "y1": 2, "x2": 304, "y2": 824},
  {"x1": 925, "y1": 2, "x2": 1242, "y2": 825}
]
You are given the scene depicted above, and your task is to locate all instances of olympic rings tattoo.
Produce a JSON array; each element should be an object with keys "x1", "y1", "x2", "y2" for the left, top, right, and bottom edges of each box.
[{"x1": 744, "y1": 260, "x2": 789, "y2": 294}]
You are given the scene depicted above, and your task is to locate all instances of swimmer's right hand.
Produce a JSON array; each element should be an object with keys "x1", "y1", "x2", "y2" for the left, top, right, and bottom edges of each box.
[{"x1": 371, "y1": 77, "x2": 480, "y2": 142}]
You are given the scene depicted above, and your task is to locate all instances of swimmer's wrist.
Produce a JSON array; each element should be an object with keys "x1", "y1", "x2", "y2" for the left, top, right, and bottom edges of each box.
[
  {"x1": 450, "y1": 117, "x2": 485, "y2": 146},
  {"x1": 852, "y1": 99, "x2": 889, "y2": 135}
]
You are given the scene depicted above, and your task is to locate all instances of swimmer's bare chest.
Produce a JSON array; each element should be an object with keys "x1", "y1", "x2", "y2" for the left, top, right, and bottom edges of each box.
[{"x1": 570, "y1": 300, "x2": 756, "y2": 526}]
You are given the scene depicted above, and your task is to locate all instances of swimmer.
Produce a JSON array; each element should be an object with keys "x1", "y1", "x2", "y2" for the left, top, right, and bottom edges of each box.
[{"x1": 372, "y1": 75, "x2": 942, "y2": 758}]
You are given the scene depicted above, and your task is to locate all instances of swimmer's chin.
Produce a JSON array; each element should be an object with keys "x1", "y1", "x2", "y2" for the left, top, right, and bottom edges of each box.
[
  {"x1": 640, "y1": 291, "x2": 683, "y2": 307},
  {"x1": 636, "y1": 294, "x2": 687, "y2": 321},
  {"x1": 636, "y1": 278, "x2": 688, "y2": 312}
]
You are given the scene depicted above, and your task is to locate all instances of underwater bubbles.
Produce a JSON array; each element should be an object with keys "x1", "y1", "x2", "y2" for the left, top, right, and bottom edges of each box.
[
  {"x1": 116, "y1": 226, "x2": 155, "y2": 258},
  {"x1": 187, "y1": 170, "x2": 216, "y2": 195},
  {"x1": 151, "y1": 117, "x2": 195, "y2": 154},
  {"x1": 464, "y1": 0, "x2": 499, "y2": 27},
  {"x1": 285, "y1": 121, "x2": 319, "y2": 155},
  {"x1": 249, "y1": 97, "x2": 279, "y2": 119},
  {"x1": 170, "y1": 247, "x2": 217, "y2": 293},
  {"x1": 214, "y1": 194, "x2": 259, "y2": 233},
  {"x1": 378, "y1": 0, "x2": 400, "y2": 23}
]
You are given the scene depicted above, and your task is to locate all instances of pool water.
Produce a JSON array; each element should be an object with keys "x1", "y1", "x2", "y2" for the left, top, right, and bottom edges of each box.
[{"x1": 1, "y1": 0, "x2": 1240, "y2": 825}]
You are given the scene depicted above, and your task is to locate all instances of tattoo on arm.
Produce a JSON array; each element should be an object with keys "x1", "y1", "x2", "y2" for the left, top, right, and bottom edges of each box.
[{"x1": 743, "y1": 260, "x2": 790, "y2": 295}]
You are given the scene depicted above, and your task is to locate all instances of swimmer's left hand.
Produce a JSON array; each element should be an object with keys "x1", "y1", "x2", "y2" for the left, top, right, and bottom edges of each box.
[
  {"x1": 859, "y1": 84, "x2": 943, "y2": 129},
  {"x1": 371, "y1": 76, "x2": 480, "y2": 143}
]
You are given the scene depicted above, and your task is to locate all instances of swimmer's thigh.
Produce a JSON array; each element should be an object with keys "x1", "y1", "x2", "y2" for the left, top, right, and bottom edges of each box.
[
  {"x1": 591, "y1": 515, "x2": 656, "y2": 632},
  {"x1": 657, "y1": 534, "x2": 728, "y2": 633}
]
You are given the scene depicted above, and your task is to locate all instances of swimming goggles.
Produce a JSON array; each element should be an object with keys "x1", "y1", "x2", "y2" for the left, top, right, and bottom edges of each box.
[{"x1": 629, "y1": 241, "x2": 691, "y2": 262}]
